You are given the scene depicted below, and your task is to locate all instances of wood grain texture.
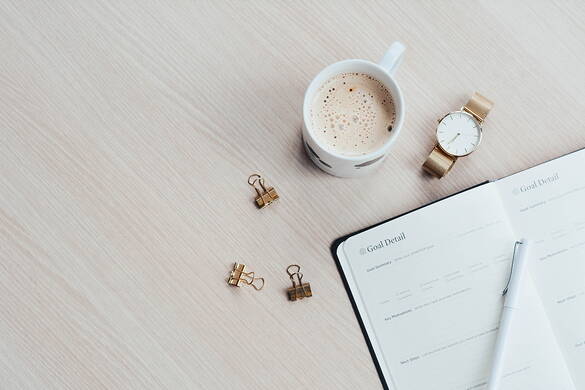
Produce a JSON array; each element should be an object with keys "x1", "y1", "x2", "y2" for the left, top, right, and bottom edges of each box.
[{"x1": 1, "y1": 1, "x2": 585, "y2": 389}]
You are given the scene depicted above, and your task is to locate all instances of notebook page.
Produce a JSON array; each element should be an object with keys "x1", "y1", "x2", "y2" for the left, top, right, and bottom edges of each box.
[
  {"x1": 339, "y1": 183, "x2": 572, "y2": 389},
  {"x1": 496, "y1": 148, "x2": 585, "y2": 388},
  {"x1": 500, "y1": 273, "x2": 575, "y2": 390}
]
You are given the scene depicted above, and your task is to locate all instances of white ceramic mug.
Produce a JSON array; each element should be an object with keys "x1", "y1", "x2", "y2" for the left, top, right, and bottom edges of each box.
[{"x1": 302, "y1": 42, "x2": 405, "y2": 177}]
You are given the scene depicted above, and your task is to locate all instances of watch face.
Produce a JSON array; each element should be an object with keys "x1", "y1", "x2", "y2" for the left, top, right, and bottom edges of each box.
[{"x1": 436, "y1": 111, "x2": 482, "y2": 157}]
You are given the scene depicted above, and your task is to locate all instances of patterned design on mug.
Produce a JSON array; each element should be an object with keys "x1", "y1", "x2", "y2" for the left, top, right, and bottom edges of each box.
[
  {"x1": 355, "y1": 155, "x2": 384, "y2": 168},
  {"x1": 305, "y1": 141, "x2": 332, "y2": 168}
]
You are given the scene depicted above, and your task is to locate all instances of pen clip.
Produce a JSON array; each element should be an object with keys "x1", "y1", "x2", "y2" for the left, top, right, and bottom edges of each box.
[{"x1": 502, "y1": 241, "x2": 522, "y2": 296}]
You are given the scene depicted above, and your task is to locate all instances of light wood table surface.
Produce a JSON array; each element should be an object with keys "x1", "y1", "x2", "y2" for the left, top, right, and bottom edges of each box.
[{"x1": 1, "y1": 1, "x2": 585, "y2": 389}]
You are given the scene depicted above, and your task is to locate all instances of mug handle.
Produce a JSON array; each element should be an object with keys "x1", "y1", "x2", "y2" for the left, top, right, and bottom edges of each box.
[{"x1": 379, "y1": 41, "x2": 406, "y2": 76}]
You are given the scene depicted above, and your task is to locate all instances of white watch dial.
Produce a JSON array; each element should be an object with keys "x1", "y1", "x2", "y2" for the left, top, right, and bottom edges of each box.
[{"x1": 437, "y1": 111, "x2": 482, "y2": 157}]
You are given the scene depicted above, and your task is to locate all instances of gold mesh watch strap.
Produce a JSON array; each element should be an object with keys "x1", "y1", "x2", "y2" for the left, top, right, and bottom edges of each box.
[
  {"x1": 422, "y1": 146, "x2": 457, "y2": 178},
  {"x1": 462, "y1": 92, "x2": 493, "y2": 123}
]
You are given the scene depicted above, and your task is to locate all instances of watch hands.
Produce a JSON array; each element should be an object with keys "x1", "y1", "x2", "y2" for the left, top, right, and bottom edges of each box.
[{"x1": 447, "y1": 132, "x2": 461, "y2": 144}]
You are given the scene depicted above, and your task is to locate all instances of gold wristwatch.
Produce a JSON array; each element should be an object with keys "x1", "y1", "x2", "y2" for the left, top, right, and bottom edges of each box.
[{"x1": 422, "y1": 92, "x2": 493, "y2": 178}]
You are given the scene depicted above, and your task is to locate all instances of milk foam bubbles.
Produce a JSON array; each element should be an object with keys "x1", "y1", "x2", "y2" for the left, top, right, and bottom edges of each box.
[{"x1": 310, "y1": 72, "x2": 396, "y2": 156}]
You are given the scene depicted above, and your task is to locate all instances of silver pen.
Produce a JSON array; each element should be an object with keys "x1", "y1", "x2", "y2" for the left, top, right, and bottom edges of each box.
[{"x1": 487, "y1": 239, "x2": 532, "y2": 390}]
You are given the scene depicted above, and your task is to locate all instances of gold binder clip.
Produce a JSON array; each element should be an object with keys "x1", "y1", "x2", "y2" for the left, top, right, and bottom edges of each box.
[
  {"x1": 286, "y1": 264, "x2": 312, "y2": 301},
  {"x1": 248, "y1": 173, "x2": 279, "y2": 208},
  {"x1": 227, "y1": 263, "x2": 265, "y2": 290}
]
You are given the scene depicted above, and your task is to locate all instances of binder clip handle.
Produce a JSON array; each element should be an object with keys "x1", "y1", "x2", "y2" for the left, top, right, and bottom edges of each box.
[
  {"x1": 291, "y1": 272, "x2": 304, "y2": 288},
  {"x1": 287, "y1": 264, "x2": 304, "y2": 287},
  {"x1": 286, "y1": 264, "x2": 301, "y2": 278},
  {"x1": 248, "y1": 274, "x2": 265, "y2": 291},
  {"x1": 248, "y1": 174, "x2": 266, "y2": 199},
  {"x1": 248, "y1": 173, "x2": 261, "y2": 186},
  {"x1": 241, "y1": 270, "x2": 265, "y2": 291}
]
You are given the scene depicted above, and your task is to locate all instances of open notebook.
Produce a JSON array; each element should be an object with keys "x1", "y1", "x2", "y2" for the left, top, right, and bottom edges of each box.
[{"x1": 333, "y1": 149, "x2": 585, "y2": 390}]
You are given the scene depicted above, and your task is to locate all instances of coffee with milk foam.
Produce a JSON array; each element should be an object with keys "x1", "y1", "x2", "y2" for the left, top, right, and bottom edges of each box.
[{"x1": 310, "y1": 72, "x2": 396, "y2": 156}]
